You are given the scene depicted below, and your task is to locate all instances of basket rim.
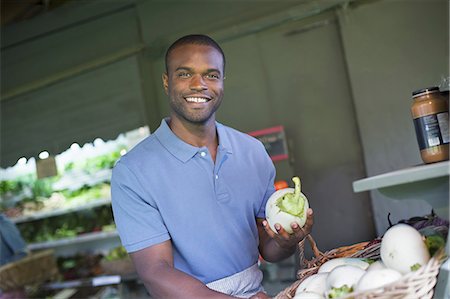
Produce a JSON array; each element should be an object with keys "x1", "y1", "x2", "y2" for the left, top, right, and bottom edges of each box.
[{"x1": 0, "y1": 249, "x2": 55, "y2": 272}]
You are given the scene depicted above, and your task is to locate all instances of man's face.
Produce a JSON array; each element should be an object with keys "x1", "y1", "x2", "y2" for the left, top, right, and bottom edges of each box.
[{"x1": 163, "y1": 44, "x2": 224, "y2": 125}]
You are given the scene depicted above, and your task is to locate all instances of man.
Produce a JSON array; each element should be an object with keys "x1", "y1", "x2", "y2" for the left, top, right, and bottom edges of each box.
[{"x1": 111, "y1": 34, "x2": 314, "y2": 299}]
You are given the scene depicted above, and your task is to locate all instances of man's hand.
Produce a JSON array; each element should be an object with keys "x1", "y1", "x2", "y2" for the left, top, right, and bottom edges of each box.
[
  {"x1": 258, "y1": 208, "x2": 313, "y2": 262},
  {"x1": 249, "y1": 291, "x2": 271, "y2": 299},
  {"x1": 262, "y1": 208, "x2": 314, "y2": 249}
]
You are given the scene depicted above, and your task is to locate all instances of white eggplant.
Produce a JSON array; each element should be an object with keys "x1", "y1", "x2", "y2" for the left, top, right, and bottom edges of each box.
[
  {"x1": 366, "y1": 260, "x2": 387, "y2": 272},
  {"x1": 293, "y1": 292, "x2": 325, "y2": 299},
  {"x1": 295, "y1": 273, "x2": 328, "y2": 295},
  {"x1": 326, "y1": 265, "x2": 365, "y2": 291},
  {"x1": 380, "y1": 224, "x2": 430, "y2": 274},
  {"x1": 265, "y1": 177, "x2": 309, "y2": 234},
  {"x1": 355, "y1": 268, "x2": 402, "y2": 292},
  {"x1": 318, "y1": 258, "x2": 370, "y2": 273}
]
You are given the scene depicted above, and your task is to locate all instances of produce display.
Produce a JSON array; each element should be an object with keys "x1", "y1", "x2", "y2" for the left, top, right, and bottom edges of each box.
[
  {"x1": 17, "y1": 205, "x2": 116, "y2": 243},
  {"x1": 100, "y1": 246, "x2": 135, "y2": 275},
  {"x1": 266, "y1": 176, "x2": 309, "y2": 234},
  {"x1": 103, "y1": 246, "x2": 129, "y2": 262},
  {"x1": 292, "y1": 222, "x2": 448, "y2": 299},
  {"x1": 57, "y1": 253, "x2": 104, "y2": 280},
  {"x1": 63, "y1": 150, "x2": 121, "y2": 174},
  {"x1": 0, "y1": 130, "x2": 148, "y2": 296},
  {"x1": 0, "y1": 150, "x2": 120, "y2": 219}
]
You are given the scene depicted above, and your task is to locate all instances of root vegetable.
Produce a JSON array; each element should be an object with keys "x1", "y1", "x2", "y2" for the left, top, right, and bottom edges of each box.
[
  {"x1": 265, "y1": 176, "x2": 309, "y2": 234},
  {"x1": 318, "y1": 258, "x2": 370, "y2": 273},
  {"x1": 366, "y1": 260, "x2": 387, "y2": 272},
  {"x1": 380, "y1": 224, "x2": 430, "y2": 274},
  {"x1": 355, "y1": 268, "x2": 402, "y2": 292},
  {"x1": 325, "y1": 265, "x2": 366, "y2": 298},
  {"x1": 295, "y1": 273, "x2": 328, "y2": 295},
  {"x1": 293, "y1": 292, "x2": 325, "y2": 299}
]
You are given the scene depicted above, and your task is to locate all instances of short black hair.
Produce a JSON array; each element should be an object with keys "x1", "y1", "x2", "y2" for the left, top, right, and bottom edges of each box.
[{"x1": 165, "y1": 34, "x2": 226, "y2": 74}]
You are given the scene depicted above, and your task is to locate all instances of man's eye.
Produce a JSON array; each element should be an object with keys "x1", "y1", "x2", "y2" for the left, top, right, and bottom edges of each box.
[
  {"x1": 177, "y1": 72, "x2": 191, "y2": 78},
  {"x1": 205, "y1": 74, "x2": 220, "y2": 79}
]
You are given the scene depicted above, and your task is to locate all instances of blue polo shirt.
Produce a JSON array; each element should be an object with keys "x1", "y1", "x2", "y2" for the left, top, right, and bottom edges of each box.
[{"x1": 111, "y1": 119, "x2": 275, "y2": 284}]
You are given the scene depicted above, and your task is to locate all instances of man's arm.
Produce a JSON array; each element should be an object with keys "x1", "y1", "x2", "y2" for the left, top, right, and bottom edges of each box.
[
  {"x1": 257, "y1": 208, "x2": 314, "y2": 263},
  {"x1": 130, "y1": 240, "x2": 234, "y2": 299}
]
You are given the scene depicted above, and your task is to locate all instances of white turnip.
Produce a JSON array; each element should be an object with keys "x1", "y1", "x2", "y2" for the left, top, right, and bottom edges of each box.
[
  {"x1": 318, "y1": 257, "x2": 370, "y2": 273},
  {"x1": 265, "y1": 176, "x2": 309, "y2": 234},
  {"x1": 355, "y1": 268, "x2": 402, "y2": 292},
  {"x1": 380, "y1": 224, "x2": 430, "y2": 274}
]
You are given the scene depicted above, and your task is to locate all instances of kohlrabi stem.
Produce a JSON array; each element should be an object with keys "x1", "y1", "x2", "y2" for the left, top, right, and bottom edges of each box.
[{"x1": 292, "y1": 176, "x2": 301, "y2": 196}]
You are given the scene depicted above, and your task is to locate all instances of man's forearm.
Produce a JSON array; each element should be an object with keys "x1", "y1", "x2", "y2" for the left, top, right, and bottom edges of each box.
[
  {"x1": 137, "y1": 261, "x2": 234, "y2": 299},
  {"x1": 259, "y1": 238, "x2": 297, "y2": 263}
]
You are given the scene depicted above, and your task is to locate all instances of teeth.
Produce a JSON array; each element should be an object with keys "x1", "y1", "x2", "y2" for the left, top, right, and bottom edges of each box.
[{"x1": 186, "y1": 97, "x2": 208, "y2": 103}]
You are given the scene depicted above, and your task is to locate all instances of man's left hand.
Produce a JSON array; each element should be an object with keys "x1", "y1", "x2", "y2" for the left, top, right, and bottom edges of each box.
[{"x1": 262, "y1": 208, "x2": 314, "y2": 249}]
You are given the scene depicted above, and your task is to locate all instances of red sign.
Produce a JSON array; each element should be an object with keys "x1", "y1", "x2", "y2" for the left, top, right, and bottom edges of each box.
[{"x1": 248, "y1": 126, "x2": 289, "y2": 162}]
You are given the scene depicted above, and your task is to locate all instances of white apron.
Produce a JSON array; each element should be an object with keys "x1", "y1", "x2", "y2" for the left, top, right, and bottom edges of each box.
[{"x1": 206, "y1": 263, "x2": 265, "y2": 298}]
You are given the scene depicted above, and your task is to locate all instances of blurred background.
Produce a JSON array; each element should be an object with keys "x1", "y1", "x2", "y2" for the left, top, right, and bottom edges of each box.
[{"x1": 0, "y1": 0, "x2": 448, "y2": 298}]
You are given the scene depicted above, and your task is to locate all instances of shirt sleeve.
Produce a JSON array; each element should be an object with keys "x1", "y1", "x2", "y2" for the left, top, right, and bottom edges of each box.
[
  {"x1": 256, "y1": 146, "x2": 276, "y2": 219},
  {"x1": 111, "y1": 160, "x2": 170, "y2": 253}
]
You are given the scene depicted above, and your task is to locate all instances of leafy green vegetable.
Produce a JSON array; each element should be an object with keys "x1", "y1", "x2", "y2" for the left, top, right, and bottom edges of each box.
[
  {"x1": 61, "y1": 150, "x2": 122, "y2": 175},
  {"x1": 62, "y1": 259, "x2": 76, "y2": 269},
  {"x1": 104, "y1": 246, "x2": 128, "y2": 261},
  {"x1": 31, "y1": 178, "x2": 54, "y2": 198},
  {"x1": 410, "y1": 263, "x2": 421, "y2": 271},
  {"x1": 361, "y1": 258, "x2": 376, "y2": 265},
  {"x1": 425, "y1": 234, "x2": 446, "y2": 256},
  {"x1": 276, "y1": 177, "x2": 306, "y2": 217},
  {"x1": 328, "y1": 285, "x2": 353, "y2": 298}
]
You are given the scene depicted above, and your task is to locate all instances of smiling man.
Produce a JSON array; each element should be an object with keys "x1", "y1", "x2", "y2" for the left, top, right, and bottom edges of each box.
[{"x1": 111, "y1": 34, "x2": 314, "y2": 299}]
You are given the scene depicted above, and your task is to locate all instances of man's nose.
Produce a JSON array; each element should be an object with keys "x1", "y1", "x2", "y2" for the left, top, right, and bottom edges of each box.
[{"x1": 190, "y1": 75, "x2": 207, "y2": 91}]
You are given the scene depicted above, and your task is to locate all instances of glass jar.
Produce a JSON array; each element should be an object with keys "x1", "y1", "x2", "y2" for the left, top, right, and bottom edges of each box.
[{"x1": 411, "y1": 86, "x2": 449, "y2": 164}]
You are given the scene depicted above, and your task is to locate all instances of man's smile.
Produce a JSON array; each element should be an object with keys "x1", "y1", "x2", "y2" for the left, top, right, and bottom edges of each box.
[{"x1": 184, "y1": 96, "x2": 211, "y2": 103}]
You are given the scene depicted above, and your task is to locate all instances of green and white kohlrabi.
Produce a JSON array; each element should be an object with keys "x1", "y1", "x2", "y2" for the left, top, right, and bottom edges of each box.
[{"x1": 265, "y1": 176, "x2": 309, "y2": 234}]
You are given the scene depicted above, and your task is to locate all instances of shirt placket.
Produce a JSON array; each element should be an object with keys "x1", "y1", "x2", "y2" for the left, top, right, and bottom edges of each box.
[
  {"x1": 214, "y1": 147, "x2": 229, "y2": 203},
  {"x1": 196, "y1": 147, "x2": 229, "y2": 203}
]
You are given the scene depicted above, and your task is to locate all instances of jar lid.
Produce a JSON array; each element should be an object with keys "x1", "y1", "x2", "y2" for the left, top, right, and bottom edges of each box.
[{"x1": 412, "y1": 86, "x2": 440, "y2": 98}]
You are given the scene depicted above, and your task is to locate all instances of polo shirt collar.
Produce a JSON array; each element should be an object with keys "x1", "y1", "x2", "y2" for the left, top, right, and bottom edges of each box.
[
  {"x1": 216, "y1": 122, "x2": 233, "y2": 155},
  {"x1": 154, "y1": 118, "x2": 233, "y2": 163}
]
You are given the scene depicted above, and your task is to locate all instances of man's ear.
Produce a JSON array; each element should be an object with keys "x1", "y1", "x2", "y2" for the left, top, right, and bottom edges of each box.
[{"x1": 162, "y1": 72, "x2": 169, "y2": 95}]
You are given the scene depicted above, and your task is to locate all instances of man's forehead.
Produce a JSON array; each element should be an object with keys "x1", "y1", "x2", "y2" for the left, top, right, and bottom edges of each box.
[{"x1": 167, "y1": 44, "x2": 224, "y2": 70}]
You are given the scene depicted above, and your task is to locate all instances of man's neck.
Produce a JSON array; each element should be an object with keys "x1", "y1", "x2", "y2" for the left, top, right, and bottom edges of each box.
[{"x1": 168, "y1": 117, "x2": 218, "y2": 150}]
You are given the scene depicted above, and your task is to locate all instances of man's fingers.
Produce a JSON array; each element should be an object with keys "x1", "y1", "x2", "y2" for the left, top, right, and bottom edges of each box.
[
  {"x1": 304, "y1": 208, "x2": 314, "y2": 234},
  {"x1": 262, "y1": 220, "x2": 276, "y2": 238},
  {"x1": 274, "y1": 224, "x2": 290, "y2": 239}
]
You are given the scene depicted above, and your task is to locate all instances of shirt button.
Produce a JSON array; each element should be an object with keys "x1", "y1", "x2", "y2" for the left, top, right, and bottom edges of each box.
[
  {"x1": 215, "y1": 175, "x2": 219, "y2": 179},
  {"x1": 200, "y1": 152, "x2": 206, "y2": 157}
]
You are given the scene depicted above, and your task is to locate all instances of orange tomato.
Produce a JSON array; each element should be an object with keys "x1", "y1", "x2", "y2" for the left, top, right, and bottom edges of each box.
[{"x1": 274, "y1": 180, "x2": 288, "y2": 190}]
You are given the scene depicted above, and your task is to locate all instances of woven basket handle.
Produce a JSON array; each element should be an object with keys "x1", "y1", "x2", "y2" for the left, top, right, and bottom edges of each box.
[{"x1": 298, "y1": 234, "x2": 323, "y2": 268}]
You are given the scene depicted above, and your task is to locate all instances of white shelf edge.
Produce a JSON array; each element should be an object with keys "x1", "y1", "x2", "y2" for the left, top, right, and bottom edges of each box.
[
  {"x1": 11, "y1": 197, "x2": 111, "y2": 223},
  {"x1": 353, "y1": 161, "x2": 450, "y2": 193},
  {"x1": 28, "y1": 230, "x2": 119, "y2": 250}
]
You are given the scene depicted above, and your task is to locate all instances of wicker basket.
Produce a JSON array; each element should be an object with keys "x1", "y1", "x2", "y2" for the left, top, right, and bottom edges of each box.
[
  {"x1": 0, "y1": 250, "x2": 59, "y2": 291},
  {"x1": 275, "y1": 234, "x2": 447, "y2": 299}
]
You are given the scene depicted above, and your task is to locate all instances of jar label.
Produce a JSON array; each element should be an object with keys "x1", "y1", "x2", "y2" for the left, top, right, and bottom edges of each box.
[
  {"x1": 437, "y1": 112, "x2": 449, "y2": 143},
  {"x1": 414, "y1": 112, "x2": 449, "y2": 150}
]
